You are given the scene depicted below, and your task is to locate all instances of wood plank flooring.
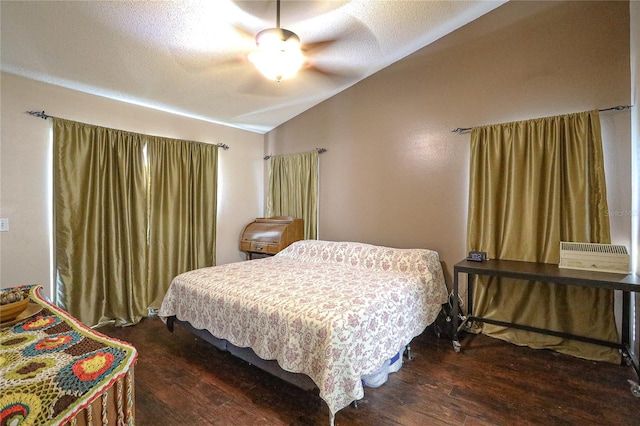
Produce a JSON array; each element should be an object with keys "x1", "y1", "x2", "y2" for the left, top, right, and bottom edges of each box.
[{"x1": 98, "y1": 317, "x2": 640, "y2": 425}]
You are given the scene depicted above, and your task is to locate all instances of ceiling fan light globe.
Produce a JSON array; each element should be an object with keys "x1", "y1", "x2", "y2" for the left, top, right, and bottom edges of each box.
[
  {"x1": 249, "y1": 49, "x2": 305, "y2": 82},
  {"x1": 249, "y1": 28, "x2": 305, "y2": 82}
]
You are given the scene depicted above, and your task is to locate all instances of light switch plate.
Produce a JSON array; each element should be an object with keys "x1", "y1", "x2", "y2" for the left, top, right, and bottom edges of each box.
[{"x1": 0, "y1": 218, "x2": 9, "y2": 232}]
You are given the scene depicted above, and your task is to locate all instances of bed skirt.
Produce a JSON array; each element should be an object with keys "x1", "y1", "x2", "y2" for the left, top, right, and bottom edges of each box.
[{"x1": 166, "y1": 315, "x2": 407, "y2": 394}]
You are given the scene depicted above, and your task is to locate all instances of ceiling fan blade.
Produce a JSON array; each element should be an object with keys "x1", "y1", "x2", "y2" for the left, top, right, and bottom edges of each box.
[
  {"x1": 301, "y1": 63, "x2": 364, "y2": 86},
  {"x1": 170, "y1": 48, "x2": 248, "y2": 73},
  {"x1": 301, "y1": 38, "x2": 339, "y2": 55},
  {"x1": 230, "y1": 23, "x2": 258, "y2": 44},
  {"x1": 296, "y1": 15, "x2": 380, "y2": 79},
  {"x1": 233, "y1": 1, "x2": 349, "y2": 24},
  {"x1": 239, "y1": 73, "x2": 294, "y2": 97},
  {"x1": 232, "y1": 1, "x2": 273, "y2": 18},
  {"x1": 169, "y1": 20, "x2": 257, "y2": 73}
]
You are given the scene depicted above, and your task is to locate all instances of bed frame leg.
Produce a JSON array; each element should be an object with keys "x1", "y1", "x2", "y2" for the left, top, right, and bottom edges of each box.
[
  {"x1": 406, "y1": 344, "x2": 413, "y2": 361},
  {"x1": 166, "y1": 316, "x2": 175, "y2": 332}
]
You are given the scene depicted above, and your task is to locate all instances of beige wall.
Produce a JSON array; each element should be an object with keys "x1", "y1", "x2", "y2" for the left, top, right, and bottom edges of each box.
[
  {"x1": 265, "y1": 1, "x2": 632, "y2": 286},
  {"x1": 0, "y1": 73, "x2": 264, "y2": 300},
  {"x1": 1, "y1": 1, "x2": 635, "y2": 349}
]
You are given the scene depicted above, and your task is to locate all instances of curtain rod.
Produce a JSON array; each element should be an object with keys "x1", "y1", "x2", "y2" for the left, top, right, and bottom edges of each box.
[
  {"x1": 25, "y1": 110, "x2": 230, "y2": 150},
  {"x1": 264, "y1": 147, "x2": 326, "y2": 160},
  {"x1": 451, "y1": 105, "x2": 634, "y2": 134}
]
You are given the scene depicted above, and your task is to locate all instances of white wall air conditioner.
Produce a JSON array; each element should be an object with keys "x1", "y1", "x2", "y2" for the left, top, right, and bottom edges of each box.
[{"x1": 559, "y1": 241, "x2": 630, "y2": 274}]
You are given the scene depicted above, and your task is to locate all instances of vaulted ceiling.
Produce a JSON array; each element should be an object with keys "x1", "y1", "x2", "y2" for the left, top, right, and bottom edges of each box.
[{"x1": 1, "y1": 1, "x2": 505, "y2": 133}]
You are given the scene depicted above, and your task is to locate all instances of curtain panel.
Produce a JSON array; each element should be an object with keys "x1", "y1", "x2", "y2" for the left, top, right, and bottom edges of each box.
[
  {"x1": 466, "y1": 110, "x2": 619, "y2": 363},
  {"x1": 54, "y1": 118, "x2": 218, "y2": 326},
  {"x1": 266, "y1": 150, "x2": 319, "y2": 239},
  {"x1": 146, "y1": 138, "x2": 217, "y2": 308}
]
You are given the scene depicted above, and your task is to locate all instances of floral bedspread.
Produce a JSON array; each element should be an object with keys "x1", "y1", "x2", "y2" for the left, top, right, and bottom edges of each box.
[
  {"x1": 159, "y1": 240, "x2": 448, "y2": 416},
  {"x1": 1, "y1": 285, "x2": 137, "y2": 426}
]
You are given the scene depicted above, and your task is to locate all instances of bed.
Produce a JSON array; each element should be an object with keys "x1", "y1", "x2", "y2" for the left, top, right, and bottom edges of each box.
[{"x1": 158, "y1": 240, "x2": 448, "y2": 423}]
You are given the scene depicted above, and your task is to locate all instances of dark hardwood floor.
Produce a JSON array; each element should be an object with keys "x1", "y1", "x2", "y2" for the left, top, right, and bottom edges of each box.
[{"x1": 99, "y1": 317, "x2": 640, "y2": 425}]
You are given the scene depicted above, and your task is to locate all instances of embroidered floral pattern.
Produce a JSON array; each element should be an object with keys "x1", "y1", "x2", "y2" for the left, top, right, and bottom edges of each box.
[{"x1": 159, "y1": 240, "x2": 448, "y2": 415}]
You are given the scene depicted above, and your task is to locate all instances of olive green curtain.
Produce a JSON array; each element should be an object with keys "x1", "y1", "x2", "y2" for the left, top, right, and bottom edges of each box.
[
  {"x1": 266, "y1": 150, "x2": 318, "y2": 239},
  {"x1": 467, "y1": 110, "x2": 620, "y2": 363},
  {"x1": 146, "y1": 138, "x2": 217, "y2": 308},
  {"x1": 54, "y1": 118, "x2": 218, "y2": 326}
]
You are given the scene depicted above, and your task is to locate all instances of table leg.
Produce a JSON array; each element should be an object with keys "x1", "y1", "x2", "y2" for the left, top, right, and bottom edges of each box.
[
  {"x1": 468, "y1": 273, "x2": 474, "y2": 316},
  {"x1": 453, "y1": 269, "x2": 461, "y2": 352}
]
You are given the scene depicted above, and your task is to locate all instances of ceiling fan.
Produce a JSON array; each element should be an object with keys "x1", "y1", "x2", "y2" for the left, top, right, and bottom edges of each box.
[
  {"x1": 248, "y1": 0, "x2": 305, "y2": 83},
  {"x1": 217, "y1": 0, "x2": 381, "y2": 97}
]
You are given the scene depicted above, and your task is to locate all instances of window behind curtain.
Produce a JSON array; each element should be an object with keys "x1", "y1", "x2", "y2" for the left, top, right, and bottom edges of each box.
[
  {"x1": 466, "y1": 110, "x2": 619, "y2": 363},
  {"x1": 266, "y1": 150, "x2": 319, "y2": 240},
  {"x1": 54, "y1": 118, "x2": 218, "y2": 326}
]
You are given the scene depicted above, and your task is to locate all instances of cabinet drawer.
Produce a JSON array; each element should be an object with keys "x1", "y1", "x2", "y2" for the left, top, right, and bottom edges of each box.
[{"x1": 250, "y1": 241, "x2": 279, "y2": 254}]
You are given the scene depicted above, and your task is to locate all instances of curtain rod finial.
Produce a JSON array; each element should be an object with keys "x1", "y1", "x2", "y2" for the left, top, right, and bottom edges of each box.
[{"x1": 26, "y1": 110, "x2": 51, "y2": 119}]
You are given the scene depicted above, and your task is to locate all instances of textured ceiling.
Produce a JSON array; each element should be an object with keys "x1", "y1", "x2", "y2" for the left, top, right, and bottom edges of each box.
[{"x1": 1, "y1": 1, "x2": 505, "y2": 133}]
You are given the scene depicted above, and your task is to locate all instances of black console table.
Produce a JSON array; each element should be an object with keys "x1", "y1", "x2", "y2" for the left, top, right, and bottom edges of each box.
[{"x1": 452, "y1": 258, "x2": 640, "y2": 396}]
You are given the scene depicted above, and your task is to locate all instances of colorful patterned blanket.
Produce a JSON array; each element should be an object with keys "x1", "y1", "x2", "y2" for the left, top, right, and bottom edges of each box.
[{"x1": 1, "y1": 285, "x2": 137, "y2": 426}]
